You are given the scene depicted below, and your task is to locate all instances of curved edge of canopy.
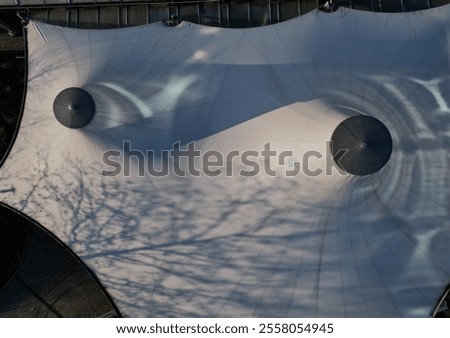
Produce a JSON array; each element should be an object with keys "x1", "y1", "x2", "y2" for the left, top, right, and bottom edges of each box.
[{"x1": 0, "y1": 26, "x2": 28, "y2": 170}]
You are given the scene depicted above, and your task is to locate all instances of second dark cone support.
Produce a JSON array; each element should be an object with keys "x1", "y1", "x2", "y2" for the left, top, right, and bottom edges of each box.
[{"x1": 331, "y1": 115, "x2": 392, "y2": 176}]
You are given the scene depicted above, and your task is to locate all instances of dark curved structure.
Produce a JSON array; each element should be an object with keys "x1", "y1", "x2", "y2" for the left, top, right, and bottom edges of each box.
[
  {"x1": 0, "y1": 202, "x2": 120, "y2": 318},
  {"x1": 0, "y1": 28, "x2": 26, "y2": 169},
  {"x1": 433, "y1": 285, "x2": 450, "y2": 318},
  {"x1": 53, "y1": 87, "x2": 95, "y2": 129},
  {"x1": 331, "y1": 115, "x2": 393, "y2": 176}
]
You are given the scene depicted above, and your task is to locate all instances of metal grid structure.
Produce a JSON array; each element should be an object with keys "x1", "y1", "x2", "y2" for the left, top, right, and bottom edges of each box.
[{"x1": 1, "y1": 0, "x2": 450, "y2": 29}]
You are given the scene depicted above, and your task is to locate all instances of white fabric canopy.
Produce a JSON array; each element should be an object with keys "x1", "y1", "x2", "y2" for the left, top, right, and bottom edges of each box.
[{"x1": 1, "y1": 7, "x2": 450, "y2": 317}]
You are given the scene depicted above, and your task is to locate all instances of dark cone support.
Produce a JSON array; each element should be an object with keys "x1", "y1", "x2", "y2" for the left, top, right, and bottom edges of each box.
[
  {"x1": 331, "y1": 115, "x2": 392, "y2": 176},
  {"x1": 53, "y1": 87, "x2": 95, "y2": 129}
]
